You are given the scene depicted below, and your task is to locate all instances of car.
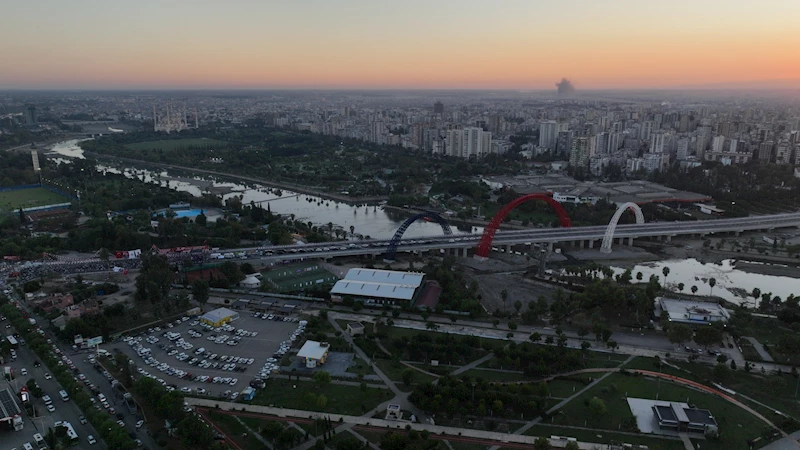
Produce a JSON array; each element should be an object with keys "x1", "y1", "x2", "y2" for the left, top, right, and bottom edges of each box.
[
  {"x1": 20, "y1": 368, "x2": 27, "y2": 376},
  {"x1": 44, "y1": 373, "x2": 52, "y2": 380},
  {"x1": 79, "y1": 415, "x2": 87, "y2": 424},
  {"x1": 109, "y1": 407, "x2": 116, "y2": 415},
  {"x1": 136, "y1": 419, "x2": 144, "y2": 429},
  {"x1": 117, "y1": 420, "x2": 125, "y2": 427},
  {"x1": 46, "y1": 404, "x2": 56, "y2": 412},
  {"x1": 87, "y1": 435, "x2": 97, "y2": 445}
]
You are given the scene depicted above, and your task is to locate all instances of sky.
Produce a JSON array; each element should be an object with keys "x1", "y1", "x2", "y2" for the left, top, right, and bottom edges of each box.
[{"x1": 1, "y1": 0, "x2": 799, "y2": 90}]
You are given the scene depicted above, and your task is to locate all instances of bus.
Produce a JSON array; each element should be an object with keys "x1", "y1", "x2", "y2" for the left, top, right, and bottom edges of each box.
[{"x1": 6, "y1": 335, "x2": 17, "y2": 347}]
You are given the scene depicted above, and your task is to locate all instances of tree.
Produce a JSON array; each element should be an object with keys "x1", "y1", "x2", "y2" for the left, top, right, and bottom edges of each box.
[
  {"x1": 401, "y1": 368, "x2": 415, "y2": 387},
  {"x1": 713, "y1": 362, "x2": 731, "y2": 383},
  {"x1": 514, "y1": 299, "x2": 522, "y2": 314},
  {"x1": 191, "y1": 279, "x2": 210, "y2": 311},
  {"x1": 662, "y1": 267, "x2": 670, "y2": 288},
  {"x1": 677, "y1": 282, "x2": 685, "y2": 292},
  {"x1": 564, "y1": 442, "x2": 580, "y2": 450},
  {"x1": 589, "y1": 396, "x2": 607, "y2": 416},
  {"x1": 313, "y1": 370, "x2": 331, "y2": 388},
  {"x1": 533, "y1": 436, "x2": 552, "y2": 450},
  {"x1": 501, "y1": 289, "x2": 509, "y2": 311},
  {"x1": 195, "y1": 211, "x2": 207, "y2": 226},
  {"x1": 529, "y1": 332, "x2": 541, "y2": 343},
  {"x1": 694, "y1": 326, "x2": 722, "y2": 349},
  {"x1": 668, "y1": 324, "x2": 692, "y2": 346},
  {"x1": 709, "y1": 277, "x2": 717, "y2": 296},
  {"x1": 691, "y1": 285, "x2": 698, "y2": 295},
  {"x1": 135, "y1": 253, "x2": 173, "y2": 303}
]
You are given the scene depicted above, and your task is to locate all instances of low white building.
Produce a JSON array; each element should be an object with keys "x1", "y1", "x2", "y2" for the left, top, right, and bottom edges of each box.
[
  {"x1": 657, "y1": 297, "x2": 730, "y2": 325},
  {"x1": 240, "y1": 275, "x2": 261, "y2": 289},
  {"x1": 297, "y1": 340, "x2": 330, "y2": 368}
]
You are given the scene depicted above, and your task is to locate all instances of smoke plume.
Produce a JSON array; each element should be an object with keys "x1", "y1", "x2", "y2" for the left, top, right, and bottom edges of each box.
[{"x1": 556, "y1": 78, "x2": 576, "y2": 96}]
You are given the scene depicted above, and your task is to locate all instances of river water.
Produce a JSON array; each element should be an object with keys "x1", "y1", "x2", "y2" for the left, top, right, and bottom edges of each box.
[
  {"x1": 611, "y1": 258, "x2": 798, "y2": 306},
  {"x1": 46, "y1": 139, "x2": 800, "y2": 303},
  {"x1": 47, "y1": 139, "x2": 475, "y2": 240}
]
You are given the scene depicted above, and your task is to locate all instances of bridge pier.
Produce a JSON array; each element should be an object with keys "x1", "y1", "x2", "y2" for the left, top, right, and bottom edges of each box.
[
  {"x1": 587, "y1": 240, "x2": 594, "y2": 249},
  {"x1": 628, "y1": 237, "x2": 634, "y2": 246},
  {"x1": 547, "y1": 242, "x2": 554, "y2": 253},
  {"x1": 505, "y1": 245, "x2": 512, "y2": 254}
]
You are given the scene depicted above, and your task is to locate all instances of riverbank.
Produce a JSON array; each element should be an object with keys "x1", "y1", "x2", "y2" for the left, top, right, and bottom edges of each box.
[
  {"x1": 84, "y1": 151, "x2": 389, "y2": 204},
  {"x1": 382, "y1": 204, "x2": 529, "y2": 230}
]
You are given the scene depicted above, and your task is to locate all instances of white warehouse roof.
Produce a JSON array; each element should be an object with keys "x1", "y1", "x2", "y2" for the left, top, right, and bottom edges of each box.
[
  {"x1": 341, "y1": 268, "x2": 423, "y2": 288},
  {"x1": 200, "y1": 307, "x2": 237, "y2": 323},
  {"x1": 330, "y1": 280, "x2": 417, "y2": 300}
]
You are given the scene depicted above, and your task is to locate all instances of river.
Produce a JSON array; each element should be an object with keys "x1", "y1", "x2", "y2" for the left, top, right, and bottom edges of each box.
[
  {"x1": 46, "y1": 139, "x2": 476, "y2": 240},
  {"x1": 611, "y1": 258, "x2": 798, "y2": 306}
]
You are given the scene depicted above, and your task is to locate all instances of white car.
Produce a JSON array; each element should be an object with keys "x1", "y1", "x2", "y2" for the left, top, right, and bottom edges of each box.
[
  {"x1": 136, "y1": 419, "x2": 144, "y2": 429},
  {"x1": 87, "y1": 435, "x2": 97, "y2": 445},
  {"x1": 46, "y1": 404, "x2": 56, "y2": 412},
  {"x1": 44, "y1": 373, "x2": 52, "y2": 380}
]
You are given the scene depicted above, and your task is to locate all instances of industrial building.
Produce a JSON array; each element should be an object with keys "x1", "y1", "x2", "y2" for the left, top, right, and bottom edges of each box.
[
  {"x1": 0, "y1": 388, "x2": 23, "y2": 431},
  {"x1": 329, "y1": 268, "x2": 425, "y2": 306},
  {"x1": 656, "y1": 298, "x2": 730, "y2": 325},
  {"x1": 199, "y1": 307, "x2": 240, "y2": 327},
  {"x1": 297, "y1": 340, "x2": 330, "y2": 368}
]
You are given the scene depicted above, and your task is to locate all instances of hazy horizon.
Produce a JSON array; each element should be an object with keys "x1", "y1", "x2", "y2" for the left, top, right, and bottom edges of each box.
[{"x1": 2, "y1": 0, "x2": 799, "y2": 90}]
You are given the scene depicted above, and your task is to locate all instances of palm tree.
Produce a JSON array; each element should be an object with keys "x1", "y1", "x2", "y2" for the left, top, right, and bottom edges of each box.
[
  {"x1": 691, "y1": 285, "x2": 698, "y2": 295},
  {"x1": 709, "y1": 277, "x2": 716, "y2": 296},
  {"x1": 662, "y1": 267, "x2": 670, "y2": 287},
  {"x1": 677, "y1": 282, "x2": 685, "y2": 292},
  {"x1": 349, "y1": 225, "x2": 355, "y2": 236},
  {"x1": 751, "y1": 288, "x2": 761, "y2": 308},
  {"x1": 501, "y1": 289, "x2": 509, "y2": 312}
]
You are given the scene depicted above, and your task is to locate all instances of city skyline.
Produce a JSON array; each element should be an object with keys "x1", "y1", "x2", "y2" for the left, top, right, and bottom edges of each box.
[{"x1": 1, "y1": 0, "x2": 799, "y2": 90}]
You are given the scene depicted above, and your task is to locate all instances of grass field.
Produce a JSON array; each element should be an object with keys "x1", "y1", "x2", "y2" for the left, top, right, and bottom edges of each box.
[
  {"x1": 251, "y1": 378, "x2": 393, "y2": 415},
  {"x1": 0, "y1": 187, "x2": 70, "y2": 213},
  {"x1": 124, "y1": 138, "x2": 228, "y2": 151},
  {"x1": 551, "y1": 373, "x2": 775, "y2": 450}
]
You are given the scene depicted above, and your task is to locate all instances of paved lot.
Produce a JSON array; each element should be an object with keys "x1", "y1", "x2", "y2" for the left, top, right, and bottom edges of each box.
[{"x1": 110, "y1": 313, "x2": 299, "y2": 397}]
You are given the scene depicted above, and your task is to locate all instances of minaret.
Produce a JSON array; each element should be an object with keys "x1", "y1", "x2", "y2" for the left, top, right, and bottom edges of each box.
[
  {"x1": 153, "y1": 106, "x2": 158, "y2": 131},
  {"x1": 195, "y1": 108, "x2": 199, "y2": 129}
]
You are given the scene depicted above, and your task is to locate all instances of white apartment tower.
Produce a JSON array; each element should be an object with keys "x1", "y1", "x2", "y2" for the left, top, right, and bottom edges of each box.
[
  {"x1": 539, "y1": 120, "x2": 559, "y2": 150},
  {"x1": 712, "y1": 136, "x2": 725, "y2": 153},
  {"x1": 446, "y1": 127, "x2": 492, "y2": 158},
  {"x1": 649, "y1": 131, "x2": 665, "y2": 154}
]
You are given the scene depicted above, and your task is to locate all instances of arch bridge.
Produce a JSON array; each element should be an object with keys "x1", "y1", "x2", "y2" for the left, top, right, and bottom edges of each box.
[
  {"x1": 385, "y1": 211, "x2": 452, "y2": 261},
  {"x1": 601, "y1": 202, "x2": 644, "y2": 253},
  {"x1": 475, "y1": 193, "x2": 571, "y2": 258}
]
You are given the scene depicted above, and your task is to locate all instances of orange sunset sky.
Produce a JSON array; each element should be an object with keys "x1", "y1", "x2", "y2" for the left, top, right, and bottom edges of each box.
[{"x1": 1, "y1": 0, "x2": 799, "y2": 90}]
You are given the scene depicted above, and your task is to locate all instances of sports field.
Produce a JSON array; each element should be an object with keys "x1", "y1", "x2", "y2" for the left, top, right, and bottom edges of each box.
[
  {"x1": 0, "y1": 187, "x2": 70, "y2": 213},
  {"x1": 125, "y1": 138, "x2": 228, "y2": 151}
]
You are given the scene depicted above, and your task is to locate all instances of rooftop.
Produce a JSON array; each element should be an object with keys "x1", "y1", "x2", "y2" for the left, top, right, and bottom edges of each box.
[
  {"x1": 330, "y1": 280, "x2": 418, "y2": 300},
  {"x1": 342, "y1": 268, "x2": 424, "y2": 288},
  {"x1": 0, "y1": 388, "x2": 21, "y2": 420},
  {"x1": 658, "y1": 297, "x2": 730, "y2": 324},
  {"x1": 297, "y1": 340, "x2": 330, "y2": 361},
  {"x1": 200, "y1": 307, "x2": 237, "y2": 323}
]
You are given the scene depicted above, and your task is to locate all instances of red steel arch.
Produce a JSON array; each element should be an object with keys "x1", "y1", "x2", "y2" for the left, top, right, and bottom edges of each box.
[{"x1": 475, "y1": 193, "x2": 571, "y2": 257}]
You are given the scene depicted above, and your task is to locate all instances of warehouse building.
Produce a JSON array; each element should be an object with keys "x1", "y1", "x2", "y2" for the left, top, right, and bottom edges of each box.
[
  {"x1": 199, "y1": 307, "x2": 240, "y2": 327},
  {"x1": 329, "y1": 268, "x2": 425, "y2": 306},
  {"x1": 656, "y1": 298, "x2": 729, "y2": 326}
]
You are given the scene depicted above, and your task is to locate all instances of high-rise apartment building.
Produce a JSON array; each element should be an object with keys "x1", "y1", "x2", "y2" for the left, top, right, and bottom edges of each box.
[
  {"x1": 433, "y1": 101, "x2": 444, "y2": 114},
  {"x1": 539, "y1": 120, "x2": 559, "y2": 150},
  {"x1": 712, "y1": 136, "x2": 725, "y2": 153},
  {"x1": 556, "y1": 130, "x2": 573, "y2": 156},
  {"x1": 775, "y1": 141, "x2": 792, "y2": 164},
  {"x1": 569, "y1": 137, "x2": 590, "y2": 171},
  {"x1": 641, "y1": 121, "x2": 653, "y2": 141},
  {"x1": 676, "y1": 138, "x2": 690, "y2": 160},
  {"x1": 649, "y1": 131, "x2": 665, "y2": 154},
  {"x1": 446, "y1": 127, "x2": 492, "y2": 159},
  {"x1": 758, "y1": 141, "x2": 774, "y2": 162}
]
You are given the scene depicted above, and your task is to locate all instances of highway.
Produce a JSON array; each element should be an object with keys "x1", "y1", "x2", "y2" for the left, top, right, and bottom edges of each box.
[
  {"x1": 206, "y1": 212, "x2": 800, "y2": 262},
  {"x1": 15, "y1": 212, "x2": 800, "y2": 269}
]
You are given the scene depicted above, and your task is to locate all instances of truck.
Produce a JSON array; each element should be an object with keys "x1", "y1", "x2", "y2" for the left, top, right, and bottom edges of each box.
[{"x1": 28, "y1": 318, "x2": 36, "y2": 326}]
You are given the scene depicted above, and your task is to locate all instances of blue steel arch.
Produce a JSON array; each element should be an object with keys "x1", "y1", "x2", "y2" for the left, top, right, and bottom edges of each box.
[{"x1": 385, "y1": 211, "x2": 452, "y2": 261}]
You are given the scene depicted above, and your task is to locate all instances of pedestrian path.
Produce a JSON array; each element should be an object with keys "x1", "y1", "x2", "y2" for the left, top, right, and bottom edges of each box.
[
  {"x1": 233, "y1": 416, "x2": 273, "y2": 449},
  {"x1": 744, "y1": 336, "x2": 775, "y2": 362}
]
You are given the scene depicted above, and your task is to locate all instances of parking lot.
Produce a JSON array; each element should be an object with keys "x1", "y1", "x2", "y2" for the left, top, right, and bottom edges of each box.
[{"x1": 110, "y1": 312, "x2": 302, "y2": 398}]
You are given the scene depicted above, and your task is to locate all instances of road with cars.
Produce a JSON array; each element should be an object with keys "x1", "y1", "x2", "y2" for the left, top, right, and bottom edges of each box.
[
  {"x1": 7, "y1": 295, "x2": 157, "y2": 450},
  {"x1": 2, "y1": 316, "x2": 106, "y2": 449}
]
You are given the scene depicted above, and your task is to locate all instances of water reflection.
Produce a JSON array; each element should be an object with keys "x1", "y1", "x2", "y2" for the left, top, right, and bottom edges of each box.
[{"x1": 612, "y1": 258, "x2": 798, "y2": 306}]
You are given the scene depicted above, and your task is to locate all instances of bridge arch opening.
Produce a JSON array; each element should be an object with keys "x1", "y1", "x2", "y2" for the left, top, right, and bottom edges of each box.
[
  {"x1": 475, "y1": 193, "x2": 571, "y2": 258},
  {"x1": 600, "y1": 202, "x2": 644, "y2": 253},
  {"x1": 385, "y1": 211, "x2": 452, "y2": 261}
]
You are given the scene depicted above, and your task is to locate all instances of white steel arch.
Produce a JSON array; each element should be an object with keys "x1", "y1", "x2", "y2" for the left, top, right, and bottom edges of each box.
[{"x1": 601, "y1": 202, "x2": 645, "y2": 253}]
